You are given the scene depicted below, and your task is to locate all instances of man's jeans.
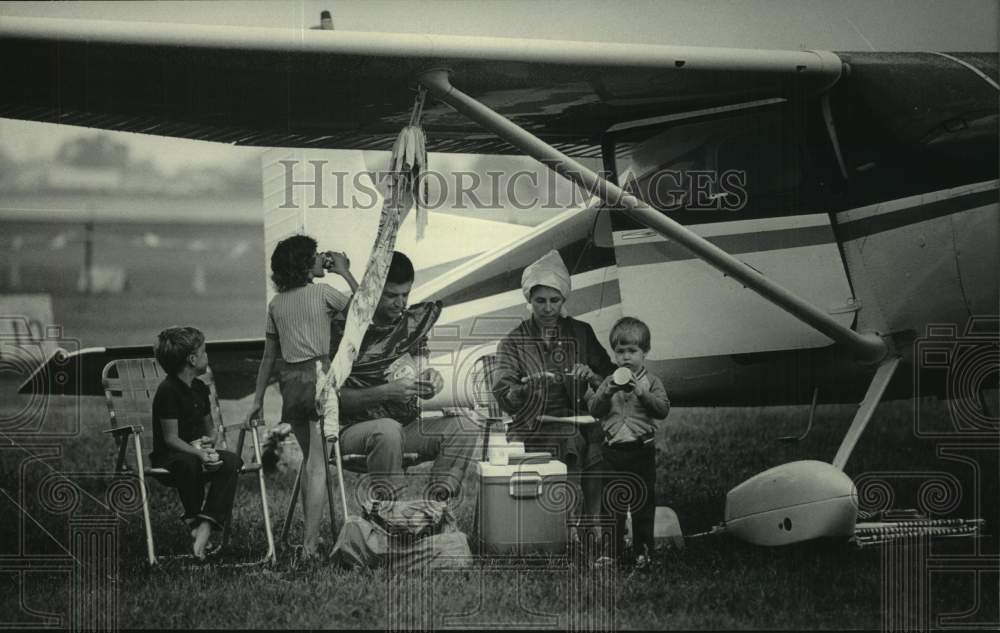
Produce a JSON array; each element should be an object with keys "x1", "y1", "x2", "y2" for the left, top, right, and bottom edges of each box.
[{"x1": 339, "y1": 413, "x2": 483, "y2": 503}]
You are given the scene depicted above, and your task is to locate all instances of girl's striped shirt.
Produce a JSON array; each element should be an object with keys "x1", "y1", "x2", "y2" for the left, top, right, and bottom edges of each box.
[{"x1": 265, "y1": 283, "x2": 348, "y2": 362}]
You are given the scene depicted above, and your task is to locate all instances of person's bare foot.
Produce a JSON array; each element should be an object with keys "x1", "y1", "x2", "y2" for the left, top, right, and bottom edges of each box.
[
  {"x1": 301, "y1": 545, "x2": 320, "y2": 561},
  {"x1": 192, "y1": 521, "x2": 212, "y2": 560}
]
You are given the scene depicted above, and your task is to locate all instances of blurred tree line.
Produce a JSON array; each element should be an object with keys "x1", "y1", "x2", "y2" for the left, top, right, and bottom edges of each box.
[{"x1": 0, "y1": 132, "x2": 258, "y2": 196}]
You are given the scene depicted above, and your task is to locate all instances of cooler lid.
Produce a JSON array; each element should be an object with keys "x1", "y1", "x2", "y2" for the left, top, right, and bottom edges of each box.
[{"x1": 508, "y1": 452, "x2": 552, "y2": 465}]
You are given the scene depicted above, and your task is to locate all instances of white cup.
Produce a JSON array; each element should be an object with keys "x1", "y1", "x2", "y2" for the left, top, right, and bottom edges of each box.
[{"x1": 487, "y1": 432, "x2": 506, "y2": 460}]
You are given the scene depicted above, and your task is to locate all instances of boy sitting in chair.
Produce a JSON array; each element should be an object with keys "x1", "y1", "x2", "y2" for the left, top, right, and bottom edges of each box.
[{"x1": 152, "y1": 326, "x2": 243, "y2": 560}]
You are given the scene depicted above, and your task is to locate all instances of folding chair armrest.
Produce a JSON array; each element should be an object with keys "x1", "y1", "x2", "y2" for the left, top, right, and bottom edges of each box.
[
  {"x1": 103, "y1": 425, "x2": 143, "y2": 437},
  {"x1": 222, "y1": 421, "x2": 258, "y2": 431}
]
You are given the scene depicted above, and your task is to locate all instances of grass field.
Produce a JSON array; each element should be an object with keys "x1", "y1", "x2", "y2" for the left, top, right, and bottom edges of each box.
[
  {"x1": 1, "y1": 218, "x2": 996, "y2": 629},
  {"x1": 2, "y1": 384, "x2": 995, "y2": 630}
]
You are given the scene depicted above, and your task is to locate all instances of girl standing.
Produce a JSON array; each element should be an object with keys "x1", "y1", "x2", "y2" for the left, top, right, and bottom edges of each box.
[{"x1": 246, "y1": 235, "x2": 357, "y2": 561}]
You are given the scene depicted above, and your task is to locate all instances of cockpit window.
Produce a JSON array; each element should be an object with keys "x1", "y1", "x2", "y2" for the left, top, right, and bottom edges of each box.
[{"x1": 609, "y1": 103, "x2": 805, "y2": 223}]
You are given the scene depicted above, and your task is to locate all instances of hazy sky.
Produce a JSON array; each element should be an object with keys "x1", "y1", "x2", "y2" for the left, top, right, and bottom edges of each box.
[
  {"x1": 3, "y1": 0, "x2": 996, "y2": 48},
  {"x1": 1, "y1": 0, "x2": 996, "y2": 173}
]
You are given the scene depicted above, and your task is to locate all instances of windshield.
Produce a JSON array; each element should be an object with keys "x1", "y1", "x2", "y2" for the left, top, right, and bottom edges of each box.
[{"x1": 612, "y1": 105, "x2": 804, "y2": 219}]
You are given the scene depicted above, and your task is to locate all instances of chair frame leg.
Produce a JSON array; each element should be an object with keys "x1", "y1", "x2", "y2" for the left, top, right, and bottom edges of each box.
[
  {"x1": 115, "y1": 434, "x2": 130, "y2": 473},
  {"x1": 250, "y1": 428, "x2": 277, "y2": 564},
  {"x1": 218, "y1": 426, "x2": 277, "y2": 565},
  {"x1": 280, "y1": 461, "x2": 303, "y2": 548},
  {"x1": 222, "y1": 434, "x2": 236, "y2": 552},
  {"x1": 132, "y1": 434, "x2": 158, "y2": 566},
  {"x1": 321, "y1": 428, "x2": 339, "y2": 544}
]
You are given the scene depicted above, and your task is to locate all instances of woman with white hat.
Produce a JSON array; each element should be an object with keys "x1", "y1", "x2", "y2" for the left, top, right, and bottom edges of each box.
[{"x1": 491, "y1": 250, "x2": 614, "y2": 535}]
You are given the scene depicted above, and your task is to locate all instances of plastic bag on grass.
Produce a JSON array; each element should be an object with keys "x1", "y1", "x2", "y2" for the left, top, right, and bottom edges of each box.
[{"x1": 330, "y1": 500, "x2": 473, "y2": 572}]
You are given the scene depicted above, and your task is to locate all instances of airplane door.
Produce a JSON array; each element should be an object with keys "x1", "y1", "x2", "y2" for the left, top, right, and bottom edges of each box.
[{"x1": 603, "y1": 99, "x2": 857, "y2": 359}]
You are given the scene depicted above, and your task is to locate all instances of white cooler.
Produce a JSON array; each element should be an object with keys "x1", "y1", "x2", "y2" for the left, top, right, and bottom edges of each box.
[{"x1": 476, "y1": 452, "x2": 568, "y2": 555}]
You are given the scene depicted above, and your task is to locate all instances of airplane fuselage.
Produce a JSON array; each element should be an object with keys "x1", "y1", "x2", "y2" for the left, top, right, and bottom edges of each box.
[{"x1": 423, "y1": 51, "x2": 998, "y2": 408}]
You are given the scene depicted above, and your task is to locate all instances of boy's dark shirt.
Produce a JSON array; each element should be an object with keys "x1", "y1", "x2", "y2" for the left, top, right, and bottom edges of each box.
[{"x1": 151, "y1": 374, "x2": 210, "y2": 466}]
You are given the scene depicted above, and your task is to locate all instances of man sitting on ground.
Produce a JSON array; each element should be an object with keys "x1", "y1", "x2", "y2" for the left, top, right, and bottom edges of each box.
[{"x1": 333, "y1": 251, "x2": 480, "y2": 502}]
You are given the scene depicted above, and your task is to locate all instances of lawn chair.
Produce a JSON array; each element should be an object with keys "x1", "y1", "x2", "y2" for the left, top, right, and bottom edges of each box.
[
  {"x1": 279, "y1": 437, "x2": 426, "y2": 548},
  {"x1": 468, "y1": 352, "x2": 512, "y2": 461},
  {"x1": 101, "y1": 358, "x2": 276, "y2": 566},
  {"x1": 280, "y1": 352, "x2": 505, "y2": 548}
]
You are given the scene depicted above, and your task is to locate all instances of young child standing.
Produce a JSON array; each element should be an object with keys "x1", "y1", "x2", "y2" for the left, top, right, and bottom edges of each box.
[
  {"x1": 587, "y1": 316, "x2": 670, "y2": 568},
  {"x1": 245, "y1": 235, "x2": 357, "y2": 562},
  {"x1": 152, "y1": 326, "x2": 243, "y2": 560}
]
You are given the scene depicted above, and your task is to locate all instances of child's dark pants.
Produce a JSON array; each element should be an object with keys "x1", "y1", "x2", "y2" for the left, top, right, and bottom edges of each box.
[
  {"x1": 160, "y1": 450, "x2": 243, "y2": 528},
  {"x1": 601, "y1": 441, "x2": 656, "y2": 559}
]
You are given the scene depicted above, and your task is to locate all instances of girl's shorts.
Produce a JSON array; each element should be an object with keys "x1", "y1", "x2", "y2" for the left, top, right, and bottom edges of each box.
[{"x1": 277, "y1": 356, "x2": 330, "y2": 425}]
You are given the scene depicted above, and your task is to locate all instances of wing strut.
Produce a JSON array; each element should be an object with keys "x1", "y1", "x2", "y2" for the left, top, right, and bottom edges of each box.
[
  {"x1": 418, "y1": 70, "x2": 888, "y2": 365},
  {"x1": 832, "y1": 356, "x2": 901, "y2": 470}
]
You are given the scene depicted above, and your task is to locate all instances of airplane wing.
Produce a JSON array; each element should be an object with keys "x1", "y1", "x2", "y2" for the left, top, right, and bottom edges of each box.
[
  {"x1": 5, "y1": 16, "x2": 840, "y2": 402},
  {"x1": 411, "y1": 200, "x2": 604, "y2": 305},
  {"x1": 23, "y1": 339, "x2": 264, "y2": 400},
  {"x1": 406, "y1": 213, "x2": 534, "y2": 284},
  {"x1": 0, "y1": 16, "x2": 842, "y2": 157}
]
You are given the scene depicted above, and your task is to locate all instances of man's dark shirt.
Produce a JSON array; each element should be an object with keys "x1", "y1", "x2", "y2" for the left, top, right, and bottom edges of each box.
[
  {"x1": 330, "y1": 301, "x2": 442, "y2": 427},
  {"x1": 151, "y1": 374, "x2": 209, "y2": 466}
]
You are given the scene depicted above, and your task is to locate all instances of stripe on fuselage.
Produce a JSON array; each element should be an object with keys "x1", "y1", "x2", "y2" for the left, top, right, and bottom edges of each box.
[
  {"x1": 835, "y1": 181, "x2": 998, "y2": 241},
  {"x1": 613, "y1": 214, "x2": 836, "y2": 266}
]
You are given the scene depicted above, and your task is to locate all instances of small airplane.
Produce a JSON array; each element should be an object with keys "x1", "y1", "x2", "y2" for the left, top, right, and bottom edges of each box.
[{"x1": 4, "y1": 14, "x2": 996, "y2": 546}]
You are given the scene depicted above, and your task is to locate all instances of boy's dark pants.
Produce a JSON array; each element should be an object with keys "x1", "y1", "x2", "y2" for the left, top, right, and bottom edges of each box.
[
  {"x1": 602, "y1": 441, "x2": 656, "y2": 559},
  {"x1": 160, "y1": 450, "x2": 243, "y2": 528}
]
